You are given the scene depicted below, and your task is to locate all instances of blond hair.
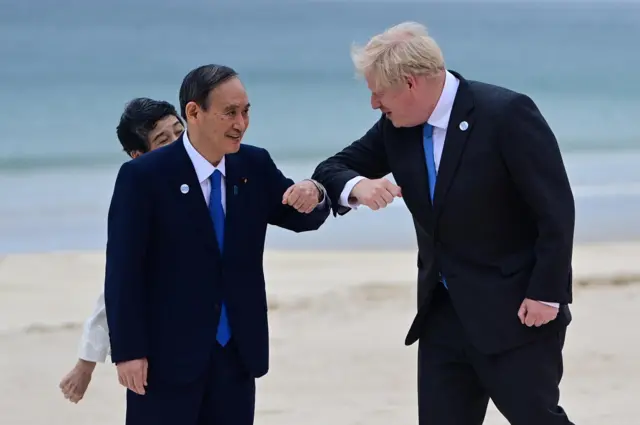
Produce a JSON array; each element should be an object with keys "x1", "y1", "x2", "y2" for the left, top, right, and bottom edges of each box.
[{"x1": 351, "y1": 22, "x2": 445, "y2": 90}]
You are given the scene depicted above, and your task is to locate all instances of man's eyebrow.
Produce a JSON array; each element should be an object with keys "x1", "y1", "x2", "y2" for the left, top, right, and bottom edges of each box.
[
  {"x1": 224, "y1": 103, "x2": 251, "y2": 111},
  {"x1": 172, "y1": 119, "x2": 183, "y2": 128}
]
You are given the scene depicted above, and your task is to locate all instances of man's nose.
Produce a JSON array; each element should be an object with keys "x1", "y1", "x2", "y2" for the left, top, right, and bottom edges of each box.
[
  {"x1": 233, "y1": 116, "x2": 246, "y2": 131},
  {"x1": 370, "y1": 95, "x2": 381, "y2": 110}
]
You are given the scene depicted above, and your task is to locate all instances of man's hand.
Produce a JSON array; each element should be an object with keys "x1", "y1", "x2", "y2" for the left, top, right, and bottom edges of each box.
[
  {"x1": 518, "y1": 298, "x2": 558, "y2": 327},
  {"x1": 116, "y1": 358, "x2": 148, "y2": 395},
  {"x1": 350, "y1": 178, "x2": 402, "y2": 210},
  {"x1": 282, "y1": 180, "x2": 322, "y2": 213},
  {"x1": 59, "y1": 359, "x2": 96, "y2": 403}
]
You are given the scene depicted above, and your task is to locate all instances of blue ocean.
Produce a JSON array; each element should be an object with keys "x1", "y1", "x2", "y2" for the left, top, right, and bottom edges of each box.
[{"x1": 1, "y1": 0, "x2": 639, "y2": 253}]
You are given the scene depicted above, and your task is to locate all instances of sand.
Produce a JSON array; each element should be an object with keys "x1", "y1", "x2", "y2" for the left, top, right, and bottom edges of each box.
[{"x1": 1, "y1": 244, "x2": 639, "y2": 424}]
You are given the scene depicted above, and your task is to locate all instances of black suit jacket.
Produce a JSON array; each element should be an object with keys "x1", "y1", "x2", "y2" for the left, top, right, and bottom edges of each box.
[
  {"x1": 105, "y1": 136, "x2": 330, "y2": 383},
  {"x1": 312, "y1": 71, "x2": 574, "y2": 354}
]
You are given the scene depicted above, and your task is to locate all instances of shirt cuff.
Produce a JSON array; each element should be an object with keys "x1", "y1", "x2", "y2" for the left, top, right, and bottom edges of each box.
[
  {"x1": 78, "y1": 342, "x2": 110, "y2": 363},
  {"x1": 339, "y1": 176, "x2": 365, "y2": 209},
  {"x1": 538, "y1": 301, "x2": 559, "y2": 308}
]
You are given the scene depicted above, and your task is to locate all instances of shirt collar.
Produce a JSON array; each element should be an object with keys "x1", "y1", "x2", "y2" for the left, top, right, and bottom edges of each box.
[
  {"x1": 183, "y1": 130, "x2": 226, "y2": 183},
  {"x1": 427, "y1": 70, "x2": 460, "y2": 130}
]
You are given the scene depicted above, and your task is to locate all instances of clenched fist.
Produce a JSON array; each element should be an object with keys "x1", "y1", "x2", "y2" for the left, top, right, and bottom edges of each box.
[
  {"x1": 518, "y1": 299, "x2": 558, "y2": 327},
  {"x1": 59, "y1": 359, "x2": 96, "y2": 403},
  {"x1": 282, "y1": 179, "x2": 323, "y2": 213},
  {"x1": 350, "y1": 178, "x2": 402, "y2": 210}
]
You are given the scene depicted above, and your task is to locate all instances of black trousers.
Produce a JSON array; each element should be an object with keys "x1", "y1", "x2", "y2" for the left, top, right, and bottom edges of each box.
[
  {"x1": 126, "y1": 340, "x2": 255, "y2": 425},
  {"x1": 418, "y1": 285, "x2": 574, "y2": 425}
]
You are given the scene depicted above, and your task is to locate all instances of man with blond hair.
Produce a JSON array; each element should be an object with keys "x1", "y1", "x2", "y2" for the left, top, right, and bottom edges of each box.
[{"x1": 313, "y1": 22, "x2": 575, "y2": 425}]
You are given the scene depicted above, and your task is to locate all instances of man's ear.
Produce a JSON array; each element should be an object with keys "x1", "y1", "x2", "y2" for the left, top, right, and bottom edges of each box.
[
  {"x1": 185, "y1": 102, "x2": 199, "y2": 122},
  {"x1": 406, "y1": 75, "x2": 416, "y2": 89},
  {"x1": 129, "y1": 150, "x2": 143, "y2": 159}
]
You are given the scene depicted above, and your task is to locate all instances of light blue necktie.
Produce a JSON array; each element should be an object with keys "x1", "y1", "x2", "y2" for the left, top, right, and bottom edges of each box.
[
  {"x1": 423, "y1": 124, "x2": 448, "y2": 289},
  {"x1": 209, "y1": 170, "x2": 231, "y2": 346}
]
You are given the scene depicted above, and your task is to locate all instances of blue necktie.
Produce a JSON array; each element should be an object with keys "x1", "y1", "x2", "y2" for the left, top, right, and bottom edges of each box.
[
  {"x1": 423, "y1": 124, "x2": 448, "y2": 289},
  {"x1": 209, "y1": 170, "x2": 231, "y2": 346}
]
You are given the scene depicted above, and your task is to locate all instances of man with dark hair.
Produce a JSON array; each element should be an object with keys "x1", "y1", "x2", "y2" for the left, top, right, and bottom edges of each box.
[
  {"x1": 58, "y1": 97, "x2": 184, "y2": 404},
  {"x1": 105, "y1": 64, "x2": 330, "y2": 425},
  {"x1": 116, "y1": 97, "x2": 184, "y2": 157}
]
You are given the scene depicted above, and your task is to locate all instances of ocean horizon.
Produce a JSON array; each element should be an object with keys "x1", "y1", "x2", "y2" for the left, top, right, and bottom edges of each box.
[{"x1": 1, "y1": 0, "x2": 638, "y2": 252}]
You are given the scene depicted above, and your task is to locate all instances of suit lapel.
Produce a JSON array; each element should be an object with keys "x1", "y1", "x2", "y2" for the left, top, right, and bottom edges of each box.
[
  {"x1": 433, "y1": 71, "x2": 474, "y2": 220},
  {"x1": 172, "y1": 138, "x2": 219, "y2": 252},
  {"x1": 221, "y1": 152, "x2": 245, "y2": 261}
]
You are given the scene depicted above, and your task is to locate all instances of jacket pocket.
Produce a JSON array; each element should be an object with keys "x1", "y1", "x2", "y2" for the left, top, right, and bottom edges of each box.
[{"x1": 498, "y1": 251, "x2": 535, "y2": 276}]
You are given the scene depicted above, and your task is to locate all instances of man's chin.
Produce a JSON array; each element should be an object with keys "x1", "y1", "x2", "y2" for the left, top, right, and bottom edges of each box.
[
  {"x1": 388, "y1": 116, "x2": 403, "y2": 128},
  {"x1": 225, "y1": 138, "x2": 242, "y2": 153},
  {"x1": 388, "y1": 116, "x2": 415, "y2": 128}
]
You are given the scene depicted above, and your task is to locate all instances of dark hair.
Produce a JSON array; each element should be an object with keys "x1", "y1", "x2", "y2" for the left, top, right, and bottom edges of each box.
[
  {"x1": 116, "y1": 98, "x2": 180, "y2": 154},
  {"x1": 179, "y1": 64, "x2": 238, "y2": 119}
]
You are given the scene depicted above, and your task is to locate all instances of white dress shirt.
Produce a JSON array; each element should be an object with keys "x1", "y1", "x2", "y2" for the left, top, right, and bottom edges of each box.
[
  {"x1": 78, "y1": 132, "x2": 326, "y2": 361},
  {"x1": 337, "y1": 71, "x2": 558, "y2": 309},
  {"x1": 339, "y1": 70, "x2": 458, "y2": 207},
  {"x1": 77, "y1": 292, "x2": 110, "y2": 362},
  {"x1": 183, "y1": 130, "x2": 227, "y2": 210}
]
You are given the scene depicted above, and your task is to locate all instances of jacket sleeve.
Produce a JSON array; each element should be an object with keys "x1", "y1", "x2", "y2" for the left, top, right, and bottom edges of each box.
[
  {"x1": 264, "y1": 149, "x2": 330, "y2": 233},
  {"x1": 499, "y1": 94, "x2": 575, "y2": 304},
  {"x1": 104, "y1": 161, "x2": 151, "y2": 363},
  {"x1": 312, "y1": 116, "x2": 391, "y2": 216}
]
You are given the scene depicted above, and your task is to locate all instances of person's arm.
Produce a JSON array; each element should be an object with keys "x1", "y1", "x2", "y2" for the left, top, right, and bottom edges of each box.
[
  {"x1": 77, "y1": 291, "x2": 110, "y2": 363},
  {"x1": 311, "y1": 116, "x2": 391, "y2": 215},
  {"x1": 500, "y1": 94, "x2": 575, "y2": 305},
  {"x1": 264, "y1": 149, "x2": 330, "y2": 232},
  {"x1": 59, "y1": 292, "x2": 107, "y2": 404},
  {"x1": 104, "y1": 161, "x2": 151, "y2": 364}
]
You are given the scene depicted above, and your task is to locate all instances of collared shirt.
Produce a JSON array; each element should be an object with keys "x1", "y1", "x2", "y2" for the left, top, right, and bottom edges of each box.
[
  {"x1": 183, "y1": 131, "x2": 226, "y2": 213},
  {"x1": 77, "y1": 132, "x2": 227, "y2": 362},
  {"x1": 338, "y1": 70, "x2": 460, "y2": 207},
  {"x1": 427, "y1": 70, "x2": 460, "y2": 172},
  {"x1": 336, "y1": 71, "x2": 559, "y2": 308}
]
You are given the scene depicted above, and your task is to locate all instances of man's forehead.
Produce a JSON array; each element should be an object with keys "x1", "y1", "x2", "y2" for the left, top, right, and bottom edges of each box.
[
  {"x1": 221, "y1": 99, "x2": 250, "y2": 109},
  {"x1": 365, "y1": 74, "x2": 387, "y2": 95},
  {"x1": 211, "y1": 77, "x2": 249, "y2": 106}
]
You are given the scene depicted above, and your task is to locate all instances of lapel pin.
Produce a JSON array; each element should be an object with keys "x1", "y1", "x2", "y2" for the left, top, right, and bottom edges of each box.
[
  {"x1": 242, "y1": 177, "x2": 248, "y2": 184},
  {"x1": 459, "y1": 121, "x2": 469, "y2": 131},
  {"x1": 180, "y1": 184, "x2": 189, "y2": 194}
]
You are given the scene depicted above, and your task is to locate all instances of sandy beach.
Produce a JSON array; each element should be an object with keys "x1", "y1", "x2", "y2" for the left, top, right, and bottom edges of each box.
[{"x1": 1, "y1": 244, "x2": 639, "y2": 424}]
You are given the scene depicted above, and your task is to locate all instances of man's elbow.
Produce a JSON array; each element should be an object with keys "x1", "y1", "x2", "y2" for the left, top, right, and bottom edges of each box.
[
  {"x1": 558, "y1": 191, "x2": 576, "y2": 246},
  {"x1": 293, "y1": 203, "x2": 331, "y2": 233}
]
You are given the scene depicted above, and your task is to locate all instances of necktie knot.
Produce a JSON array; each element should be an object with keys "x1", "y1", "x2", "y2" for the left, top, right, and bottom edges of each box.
[
  {"x1": 210, "y1": 169, "x2": 222, "y2": 186},
  {"x1": 424, "y1": 123, "x2": 434, "y2": 137}
]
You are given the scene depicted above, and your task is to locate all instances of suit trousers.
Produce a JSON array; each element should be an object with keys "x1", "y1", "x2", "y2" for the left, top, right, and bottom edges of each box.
[
  {"x1": 126, "y1": 339, "x2": 255, "y2": 425},
  {"x1": 418, "y1": 285, "x2": 574, "y2": 425}
]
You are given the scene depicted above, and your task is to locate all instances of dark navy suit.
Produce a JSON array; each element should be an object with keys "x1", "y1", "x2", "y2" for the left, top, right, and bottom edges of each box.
[{"x1": 104, "y1": 135, "x2": 329, "y2": 424}]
